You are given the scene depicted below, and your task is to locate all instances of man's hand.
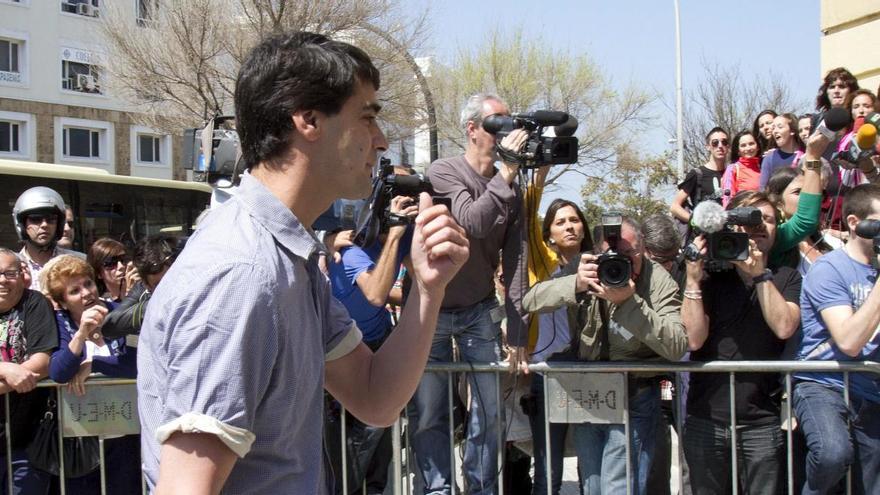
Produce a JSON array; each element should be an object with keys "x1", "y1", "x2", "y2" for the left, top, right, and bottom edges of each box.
[
  {"x1": 576, "y1": 254, "x2": 598, "y2": 293},
  {"x1": 506, "y1": 345, "x2": 529, "y2": 375},
  {"x1": 803, "y1": 132, "x2": 831, "y2": 160},
  {"x1": 0, "y1": 362, "x2": 39, "y2": 393},
  {"x1": 325, "y1": 230, "x2": 354, "y2": 264},
  {"x1": 388, "y1": 195, "x2": 419, "y2": 239},
  {"x1": 684, "y1": 235, "x2": 707, "y2": 287},
  {"x1": 409, "y1": 193, "x2": 469, "y2": 295},
  {"x1": 731, "y1": 239, "x2": 766, "y2": 279},
  {"x1": 591, "y1": 279, "x2": 636, "y2": 306},
  {"x1": 498, "y1": 129, "x2": 529, "y2": 183}
]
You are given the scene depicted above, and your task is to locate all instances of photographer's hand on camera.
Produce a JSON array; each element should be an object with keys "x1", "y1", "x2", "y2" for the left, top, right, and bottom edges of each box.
[
  {"x1": 576, "y1": 254, "x2": 635, "y2": 305},
  {"x1": 498, "y1": 128, "x2": 530, "y2": 184},
  {"x1": 731, "y1": 239, "x2": 766, "y2": 279},
  {"x1": 388, "y1": 195, "x2": 419, "y2": 239},
  {"x1": 684, "y1": 235, "x2": 707, "y2": 288}
]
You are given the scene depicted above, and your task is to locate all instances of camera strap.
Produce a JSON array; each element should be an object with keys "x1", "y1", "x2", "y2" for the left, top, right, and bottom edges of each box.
[{"x1": 598, "y1": 300, "x2": 611, "y2": 361}]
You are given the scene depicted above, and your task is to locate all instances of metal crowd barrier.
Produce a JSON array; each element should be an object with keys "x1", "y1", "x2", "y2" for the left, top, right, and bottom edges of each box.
[{"x1": 4, "y1": 361, "x2": 878, "y2": 495}]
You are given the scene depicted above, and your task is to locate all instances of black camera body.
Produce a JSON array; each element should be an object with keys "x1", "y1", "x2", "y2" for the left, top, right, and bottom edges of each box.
[
  {"x1": 482, "y1": 111, "x2": 579, "y2": 168},
  {"x1": 683, "y1": 206, "x2": 763, "y2": 270},
  {"x1": 856, "y1": 219, "x2": 880, "y2": 254},
  {"x1": 355, "y1": 160, "x2": 449, "y2": 248},
  {"x1": 597, "y1": 213, "x2": 632, "y2": 288}
]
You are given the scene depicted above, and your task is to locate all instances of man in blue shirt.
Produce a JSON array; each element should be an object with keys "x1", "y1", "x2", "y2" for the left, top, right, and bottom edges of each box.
[
  {"x1": 795, "y1": 183, "x2": 880, "y2": 495},
  {"x1": 137, "y1": 32, "x2": 469, "y2": 494},
  {"x1": 326, "y1": 191, "x2": 414, "y2": 494}
]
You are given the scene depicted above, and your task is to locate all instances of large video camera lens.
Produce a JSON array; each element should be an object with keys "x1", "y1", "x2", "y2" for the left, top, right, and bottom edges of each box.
[
  {"x1": 708, "y1": 231, "x2": 750, "y2": 261},
  {"x1": 598, "y1": 253, "x2": 632, "y2": 288}
]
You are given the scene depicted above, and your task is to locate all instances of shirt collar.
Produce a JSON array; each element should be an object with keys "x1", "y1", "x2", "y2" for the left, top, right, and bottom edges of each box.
[{"x1": 235, "y1": 172, "x2": 323, "y2": 260}]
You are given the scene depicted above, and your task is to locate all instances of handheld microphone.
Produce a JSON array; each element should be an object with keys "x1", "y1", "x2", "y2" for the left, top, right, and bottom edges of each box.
[
  {"x1": 814, "y1": 107, "x2": 852, "y2": 139},
  {"x1": 839, "y1": 115, "x2": 879, "y2": 167}
]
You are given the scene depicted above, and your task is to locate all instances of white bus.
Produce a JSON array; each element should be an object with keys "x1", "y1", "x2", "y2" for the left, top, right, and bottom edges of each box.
[{"x1": 1, "y1": 159, "x2": 212, "y2": 251}]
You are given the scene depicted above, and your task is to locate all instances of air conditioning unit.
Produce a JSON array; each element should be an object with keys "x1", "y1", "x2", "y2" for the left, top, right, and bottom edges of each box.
[
  {"x1": 76, "y1": 3, "x2": 93, "y2": 16},
  {"x1": 91, "y1": 7, "x2": 100, "y2": 17},
  {"x1": 75, "y1": 73, "x2": 97, "y2": 91}
]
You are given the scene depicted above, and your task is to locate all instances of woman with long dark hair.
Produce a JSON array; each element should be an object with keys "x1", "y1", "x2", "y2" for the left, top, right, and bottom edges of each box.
[
  {"x1": 759, "y1": 113, "x2": 805, "y2": 189},
  {"x1": 752, "y1": 109, "x2": 778, "y2": 155},
  {"x1": 86, "y1": 239, "x2": 137, "y2": 302},
  {"x1": 721, "y1": 130, "x2": 763, "y2": 206}
]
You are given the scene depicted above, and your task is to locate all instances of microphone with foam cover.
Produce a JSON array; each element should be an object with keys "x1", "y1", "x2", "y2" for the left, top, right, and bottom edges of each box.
[
  {"x1": 814, "y1": 107, "x2": 853, "y2": 139},
  {"x1": 691, "y1": 200, "x2": 727, "y2": 234}
]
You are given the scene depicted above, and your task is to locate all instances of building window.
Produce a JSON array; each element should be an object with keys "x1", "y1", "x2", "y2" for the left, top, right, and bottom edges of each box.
[
  {"x1": 0, "y1": 38, "x2": 23, "y2": 84},
  {"x1": 0, "y1": 121, "x2": 20, "y2": 153},
  {"x1": 136, "y1": 0, "x2": 156, "y2": 27},
  {"x1": 138, "y1": 134, "x2": 161, "y2": 163},
  {"x1": 63, "y1": 126, "x2": 101, "y2": 159},
  {"x1": 61, "y1": 0, "x2": 99, "y2": 17},
  {"x1": 61, "y1": 60, "x2": 101, "y2": 94}
]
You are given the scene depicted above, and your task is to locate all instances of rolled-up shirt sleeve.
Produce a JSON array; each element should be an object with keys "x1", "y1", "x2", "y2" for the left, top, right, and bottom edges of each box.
[{"x1": 156, "y1": 263, "x2": 279, "y2": 458}]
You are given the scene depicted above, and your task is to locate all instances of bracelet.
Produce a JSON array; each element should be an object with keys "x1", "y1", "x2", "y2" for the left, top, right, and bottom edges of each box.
[{"x1": 683, "y1": 289, "x2": 702, "y2": 300}]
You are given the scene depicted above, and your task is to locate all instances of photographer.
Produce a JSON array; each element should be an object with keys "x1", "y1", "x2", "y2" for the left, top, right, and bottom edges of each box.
[
  {"x1": 410, "y1": 93, "x2": 529, "y2": 494},
  {"x1": 793, "y1": 183, "x2": 880, "y2": 495},
  {"x1": 523, "y1": 216, "x2": 686, "y2": 495},
  {"x1": 326, "y1": 185, "x2": 415, "y2": 495},
  {"x1": 681, "y1": 191, "x2": 802, "y2": 494}
]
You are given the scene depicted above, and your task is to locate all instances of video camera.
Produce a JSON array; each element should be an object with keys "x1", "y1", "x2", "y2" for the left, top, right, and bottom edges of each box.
[
  {"x1": 482, "y1": 110, "x2": 579, "y2": 168},
  {"x1": 597, "y1": 212, "x2": 632, "y2": 288},
  {"x1": 856, "y1": 219, "x2": 880, "y2": 254},
  {"x1": 683, "y1": 201, "x2": 763, "y2": 268},
  {"x1": 354, "y1": 159, "x2": 450, "y2": 248}
]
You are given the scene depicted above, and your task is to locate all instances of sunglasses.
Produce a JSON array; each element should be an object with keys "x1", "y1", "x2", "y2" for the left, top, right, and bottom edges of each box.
[
  {"x1": 101, "y1": 256, "x2": 130, "y2": 269},
  {"x1": 26, "y1": 214, "x2": 58, "y2": 225},
  {"x1": 710, "y1": 139, "x2": 729, "y2": 148}
]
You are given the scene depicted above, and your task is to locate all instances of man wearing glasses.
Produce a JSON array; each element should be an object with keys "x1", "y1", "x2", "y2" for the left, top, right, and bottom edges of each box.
[
  {"x1": 12, "y1": 187, "x2": 85, "y2": 291},
  {"x1": 0, "y1": 248, "x2": 58, "y2": 492},
  {"x1": 670, "y1": 127, "x2": 730, "y2": 244}
]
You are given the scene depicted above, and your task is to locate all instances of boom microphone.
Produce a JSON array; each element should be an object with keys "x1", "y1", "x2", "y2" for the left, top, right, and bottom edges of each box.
[
  {"x1": 691, "y1": 200, "x2": 727, "y2": 234},
  {"x1": 512, "y1": 111, "x2": 570, "y2": 126}
]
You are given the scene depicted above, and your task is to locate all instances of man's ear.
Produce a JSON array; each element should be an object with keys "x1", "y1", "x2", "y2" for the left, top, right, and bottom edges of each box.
[
  {"x1": 846, "y1": 214, "x2": 860, "y2": 234},
  {"x1": 291, "y1": 110, "x2": 321, "y2": 142}
]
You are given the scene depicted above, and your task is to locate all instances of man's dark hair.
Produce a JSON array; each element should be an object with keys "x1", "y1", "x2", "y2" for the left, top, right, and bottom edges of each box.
[
  {"x1": 842, "y1": 184, "x2": 880, "y2": 229},
  {"x1": 704, "y1": 126, "x2": 728, "y2": 144},
  {"x1": 134, "y1": 234, "x2": 183, "y2": 278},
  {"x1": 234, "y1": 31, "x2": 381, "y2": 169}
]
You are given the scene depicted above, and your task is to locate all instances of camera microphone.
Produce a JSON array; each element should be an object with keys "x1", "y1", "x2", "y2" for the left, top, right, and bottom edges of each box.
[
  {"x1": 813, "y1": 107, "x2": 852, "y2": 139},
  {"x1": 553, "y1": 115, "x2": 579, "y2": 137},
  {"x1": 511, "y1": 110, "x2": 570, "y2": 126},
  {"x1": 691, "y1": 200, "x2": 727, "y2": 234}
]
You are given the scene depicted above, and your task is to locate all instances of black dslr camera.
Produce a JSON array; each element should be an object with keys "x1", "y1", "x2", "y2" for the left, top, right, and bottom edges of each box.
[
  {"x1": 482, "y1": 111, "x2": 579, "y2": 168},
  {"x1": 597, "y1": 213, "x2": 632, "y2": 288},
  {"x1": 856, "y1": 219, "x2": 880, "y2": 254},
  {"x1": 355, "y1": 159, "x2": 450, "y2": 248}
]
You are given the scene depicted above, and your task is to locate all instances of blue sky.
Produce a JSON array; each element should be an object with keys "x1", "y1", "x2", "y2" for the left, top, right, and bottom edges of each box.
[{"x1": 400, "y1": 0, "x2": 821, "y2": 207}]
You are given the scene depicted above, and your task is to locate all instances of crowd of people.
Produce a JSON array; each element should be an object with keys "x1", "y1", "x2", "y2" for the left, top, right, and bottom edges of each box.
[
  {"x1": 1, "y1": 27, "x2": 878, "y2": 495},
  {"x1": 0, "y1": 185, "x2": 184, "y2": 494}
]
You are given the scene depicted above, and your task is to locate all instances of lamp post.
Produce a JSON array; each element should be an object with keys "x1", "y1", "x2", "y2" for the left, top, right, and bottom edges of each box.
[{"x1": 674, "y1": 0, "x2": 684, "y2": 176}]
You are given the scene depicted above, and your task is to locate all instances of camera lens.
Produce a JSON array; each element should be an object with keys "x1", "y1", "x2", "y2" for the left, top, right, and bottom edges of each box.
[{"x1": 598, "y1": 254, "x2": 631, "y2": 288}]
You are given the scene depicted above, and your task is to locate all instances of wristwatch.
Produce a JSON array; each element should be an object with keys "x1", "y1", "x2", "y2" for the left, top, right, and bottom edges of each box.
[
  {"x1": 752, "y1": 269, "x2": 774, "y2": 285},
  {"x1": 803, "y1": 159, "x2": 822, "y2": 171}
]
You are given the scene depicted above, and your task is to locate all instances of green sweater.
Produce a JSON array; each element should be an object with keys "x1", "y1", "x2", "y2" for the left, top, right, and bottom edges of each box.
[{"x1": 769, "y1": 192, "x2": 822, "y2": 268}]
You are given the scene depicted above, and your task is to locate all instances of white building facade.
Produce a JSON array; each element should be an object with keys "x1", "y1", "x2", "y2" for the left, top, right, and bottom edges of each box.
[{"x1": 0, "y1": 0, "x2": 178, "y2": 179}]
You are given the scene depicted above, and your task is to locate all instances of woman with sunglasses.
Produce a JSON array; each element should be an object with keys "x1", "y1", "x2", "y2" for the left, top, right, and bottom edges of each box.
[
  {"x1": 87, "y1": 238, "x2": 138, "y2": 302},
  {"x1": 759, "y1": 113, "x2": 805, "y2": 190},
  {"x1": 44, "y1": 255, "x2": 139, "y2": 494}
]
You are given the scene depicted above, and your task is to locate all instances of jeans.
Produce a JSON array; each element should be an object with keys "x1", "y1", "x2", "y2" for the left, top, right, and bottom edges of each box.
[
  {"x1": 0, "y1": 449, "x2": 51, "y2": 495},
  {"x1": 409, "y1": 298, "x2": 503, "y2": 495},
  {"x1": 683, "y1": 415, "x2": 783, "y2": 495},
  {"x1": 528, "y1": 374, "x2": 568, "y2": 495},
  {"x1": 793, "y1": 380, "x2": 880, "y2": 495},
  {"x1": 572, "y1": 381, "x2": 659, "y2": 495}
]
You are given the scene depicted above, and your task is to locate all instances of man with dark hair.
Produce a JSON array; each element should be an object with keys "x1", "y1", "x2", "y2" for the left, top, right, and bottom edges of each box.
[
  {"x1": 137, "y1": 31, "x2": 469, "y2": 494},
  {"x1": 794, "y1": 183, "x2": 880, "y2": 494},
  {"x1": 101, "y1": 234, "x2": 183, "y2": 340},
  {"x1": 0, "y1": 248, "x2": 58, "y2": 493},
  {"x1": 410, "y1": 93, "x2": 529, "y2": 494},
  {"x1": 670, "y1": 127, "x2": 729, "y2": 243},
  {"x1": 682, "y1": 189, "x2": 802, "y2": 494}
]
